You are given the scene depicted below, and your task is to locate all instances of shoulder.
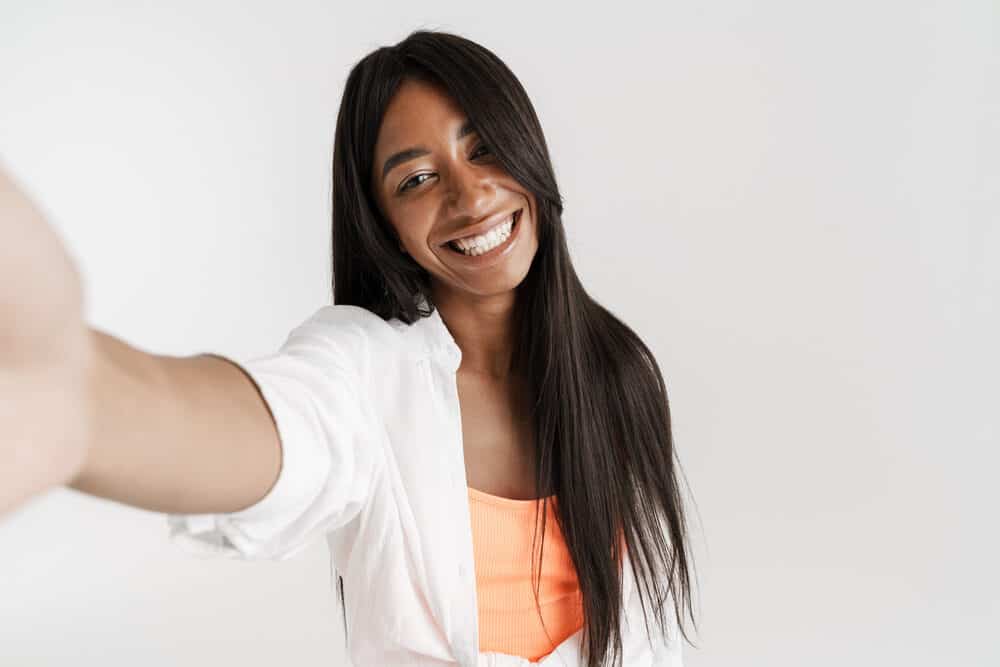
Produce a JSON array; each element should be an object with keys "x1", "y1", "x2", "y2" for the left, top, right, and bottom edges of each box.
[
  {"x1": 291, "y1": 304, "x2": 427, "y2": 365},
  {"x1": 298, "y1": 304, "x2": 396, "y2": 339}
]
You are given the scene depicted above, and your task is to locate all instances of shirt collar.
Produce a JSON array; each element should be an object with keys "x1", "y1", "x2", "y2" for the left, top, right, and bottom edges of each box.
[{"x1": 411, "y1": 292, "x2": 462, "y2": 372}]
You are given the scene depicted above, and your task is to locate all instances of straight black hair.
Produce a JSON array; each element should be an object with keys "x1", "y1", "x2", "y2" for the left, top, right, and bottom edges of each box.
[{"x1": 329, "y1": 29, "x2": 698, "y2": 666}]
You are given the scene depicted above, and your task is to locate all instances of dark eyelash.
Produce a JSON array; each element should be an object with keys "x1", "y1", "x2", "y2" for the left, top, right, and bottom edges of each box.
[
  {"x1": 398, "y1": 143, "x2": 493, "y2": 193},
  {"x1": 400, "y1": 173, "x2": 432, "y2": 193}
]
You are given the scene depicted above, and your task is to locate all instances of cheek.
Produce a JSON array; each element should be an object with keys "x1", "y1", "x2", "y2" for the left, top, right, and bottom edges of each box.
[
  {"x1": 384, "y1": 206, "x2": 425, "y2": 249},
  {"x1": 397, "y1": 222, "x2": 437, "y2": 260}
]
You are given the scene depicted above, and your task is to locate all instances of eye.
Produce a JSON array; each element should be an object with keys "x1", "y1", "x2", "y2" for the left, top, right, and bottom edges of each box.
[
  {"x1": 399, "y1": 172, "x2": 433, "y2": 193},
  {"x1": 471, "y1": 142, "x2": 493, "y2": 159}
]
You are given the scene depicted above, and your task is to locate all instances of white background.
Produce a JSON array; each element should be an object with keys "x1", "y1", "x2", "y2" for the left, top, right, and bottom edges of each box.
[{"x1": 1, "y1": 1, "x2": 997, "y2": 665}]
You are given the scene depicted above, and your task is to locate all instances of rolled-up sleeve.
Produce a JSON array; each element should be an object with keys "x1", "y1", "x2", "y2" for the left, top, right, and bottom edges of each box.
[{"x1": 166, "y1": 306, "x2": 385, "y2": 561}]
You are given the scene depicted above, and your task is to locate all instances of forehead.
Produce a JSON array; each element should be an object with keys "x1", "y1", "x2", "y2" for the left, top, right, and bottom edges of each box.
[{"x1": 375, "y1": 78, "x2": 467, "y2": 153}]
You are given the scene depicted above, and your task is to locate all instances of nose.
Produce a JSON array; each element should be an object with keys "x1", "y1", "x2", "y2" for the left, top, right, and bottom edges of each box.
[{"x1": 445, "y1": 159, "x2": 497, "y2": 219}]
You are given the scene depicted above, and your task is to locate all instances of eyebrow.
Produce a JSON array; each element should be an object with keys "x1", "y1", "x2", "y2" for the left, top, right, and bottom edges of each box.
[{"x1": 381, "y1": 119, "x2": 478, "y2": 183}]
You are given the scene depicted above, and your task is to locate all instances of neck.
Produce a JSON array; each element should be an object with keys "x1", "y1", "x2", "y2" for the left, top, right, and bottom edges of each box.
[{"x1": 430, "y1": 284, "x2": 518, "y2": 379}]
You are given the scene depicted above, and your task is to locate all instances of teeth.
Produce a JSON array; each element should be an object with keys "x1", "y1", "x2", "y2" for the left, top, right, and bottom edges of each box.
[{"x1": 450, "y1": 215, "x2": 515, "y2": 256}]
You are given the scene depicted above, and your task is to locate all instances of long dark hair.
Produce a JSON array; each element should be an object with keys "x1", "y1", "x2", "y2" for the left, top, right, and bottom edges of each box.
[{"x1": 329, "y1": 29, "x2": 698, "y2": 666}]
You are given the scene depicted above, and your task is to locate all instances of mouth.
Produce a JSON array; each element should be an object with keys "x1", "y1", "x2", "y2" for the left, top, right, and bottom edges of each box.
[{"x1": 441, "y1": 208, "x2": 523, "y2": 263}]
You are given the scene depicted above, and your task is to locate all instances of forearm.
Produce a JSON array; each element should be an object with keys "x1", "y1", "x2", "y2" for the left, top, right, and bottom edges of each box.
[
  {"x1": 68, "y1": 328, "x2": 203, "y2": 514},
  {"x1": 68, "y1": 328, "x2": 283, "y2": 516}
]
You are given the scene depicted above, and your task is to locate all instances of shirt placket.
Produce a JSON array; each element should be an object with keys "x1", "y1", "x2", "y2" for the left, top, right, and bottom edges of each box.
[{"x1": 431, "y1": 342, "x2": 481, "y2": 667}]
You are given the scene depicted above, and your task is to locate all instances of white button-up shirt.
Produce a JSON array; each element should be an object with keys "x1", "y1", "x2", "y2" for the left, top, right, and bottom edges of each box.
[{"x1": 168, "y1": 298, "x2": 684, "y2": 666}]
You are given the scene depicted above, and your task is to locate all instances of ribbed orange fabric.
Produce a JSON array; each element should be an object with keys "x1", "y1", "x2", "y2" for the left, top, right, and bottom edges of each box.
[{"x1": 467, "y1": 486, "x2": 585, "y2": 662}]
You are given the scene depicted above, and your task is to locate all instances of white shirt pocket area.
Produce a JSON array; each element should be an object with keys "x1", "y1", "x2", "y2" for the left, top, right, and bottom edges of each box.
[{"x1": 166, "y1": 305, "x2": 386, "y2": 562}]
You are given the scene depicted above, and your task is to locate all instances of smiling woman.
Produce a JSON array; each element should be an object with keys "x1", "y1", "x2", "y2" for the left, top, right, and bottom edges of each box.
[{"x1": 300, "y1": 30, "x2": 697, "y2": 666}]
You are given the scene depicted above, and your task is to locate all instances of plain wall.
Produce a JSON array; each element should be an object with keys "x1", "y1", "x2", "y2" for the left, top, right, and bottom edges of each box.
[{"x1": 1, "y1": 1, "x2": 996, "y2": 665}]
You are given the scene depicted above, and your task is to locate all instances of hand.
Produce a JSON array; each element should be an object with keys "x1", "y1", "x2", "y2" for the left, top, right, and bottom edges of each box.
[
  {"x1": 0, "y1": 159, "x2": 86, "y2": 365},
  {"x1": 0, "y1": 159, "x2": 93, "y2": 515}
]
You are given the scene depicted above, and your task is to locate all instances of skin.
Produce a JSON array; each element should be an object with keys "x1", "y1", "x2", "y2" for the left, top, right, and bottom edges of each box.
[
  {"x1": 0, "y1": 165, "x2": 92, "y2": 515},
  {"x1": 371, "y1": 78, "x2": 542, "y2": 500}
]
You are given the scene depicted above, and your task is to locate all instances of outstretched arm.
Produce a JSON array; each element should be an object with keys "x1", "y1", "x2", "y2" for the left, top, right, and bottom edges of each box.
[{"x1": 0, "y1": 163, "x2": 284, "y2": 517}]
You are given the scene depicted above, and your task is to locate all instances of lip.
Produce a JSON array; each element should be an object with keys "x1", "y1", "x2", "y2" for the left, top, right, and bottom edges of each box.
[
  {"x1": 441, "y1": 208, "x2": 523, "y2": 267},
  {"x1": 441, "y1": 208, "x2": 522, "y2": 245}
]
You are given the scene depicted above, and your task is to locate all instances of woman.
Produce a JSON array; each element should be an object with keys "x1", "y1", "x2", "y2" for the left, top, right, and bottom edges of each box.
[{"x1": 1, "y1": 29, "x2": 696, "y2": 667}]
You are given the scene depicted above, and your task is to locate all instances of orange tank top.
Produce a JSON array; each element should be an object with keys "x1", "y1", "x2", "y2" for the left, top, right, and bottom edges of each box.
[{"x1": 467, "y1": 486, "x2": 585, "y2": 662}]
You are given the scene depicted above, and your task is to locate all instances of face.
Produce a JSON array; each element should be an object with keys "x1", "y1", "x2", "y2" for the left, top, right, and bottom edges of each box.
[{"x1": 371, "y1": 78, "x2": 539, "y2": 302}]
